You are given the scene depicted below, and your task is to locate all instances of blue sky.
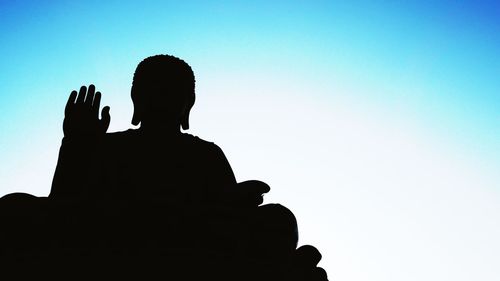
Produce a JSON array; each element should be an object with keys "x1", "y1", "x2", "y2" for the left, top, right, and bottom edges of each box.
[{"x1": 1, "y1": 1, "x2": 499, "y2": 280}]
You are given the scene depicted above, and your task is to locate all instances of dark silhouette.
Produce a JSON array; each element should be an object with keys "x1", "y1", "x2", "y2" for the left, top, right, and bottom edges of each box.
[
  {"x1": 0, "y1": 55, "x2": 328, "y2": 280},
  {"x1": 51, "y1": 55, "x2": 239, "y2": 204}
]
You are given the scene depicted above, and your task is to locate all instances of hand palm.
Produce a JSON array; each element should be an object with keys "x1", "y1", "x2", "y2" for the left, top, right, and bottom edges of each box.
[{"x1": 63, "y1": 85, "x2": 110, "y2": 137}]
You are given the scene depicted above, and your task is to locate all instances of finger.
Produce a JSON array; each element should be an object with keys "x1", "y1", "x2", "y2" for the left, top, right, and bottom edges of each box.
[
  {"x1": 100, "y1": 106, "x2": 111, "y2": 133},
  {"x1": 85, "y1": 84, "x2": 95, "y2": 108},
  {"x1": 92, "y1": 91, "x2": 102, "y2": 117},
  {"x1": 65, "y1": 91, "x2": 77, "y2": 115},
  {"x1": 238, "y1": 180, "x2": 271, "y2": 194},
  {"x1": 76, "y1": 85, "x2": 87, "y2": 104}
]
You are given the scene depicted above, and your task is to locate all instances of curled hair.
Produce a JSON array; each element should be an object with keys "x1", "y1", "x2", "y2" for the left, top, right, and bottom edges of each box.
[{"x1": 132, "y1": 54, "x2": 195, "y2": 104}]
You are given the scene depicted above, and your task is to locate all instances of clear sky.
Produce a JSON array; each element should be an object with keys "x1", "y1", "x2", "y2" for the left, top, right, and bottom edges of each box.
[{"x1": 1, "y1": 1, "x2": 499, "y2": 280}]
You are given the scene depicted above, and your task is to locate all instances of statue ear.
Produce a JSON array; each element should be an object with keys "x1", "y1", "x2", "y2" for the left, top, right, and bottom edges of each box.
[
  {"x1": 181, "y1": 95, "x2": 194, "y2": 130},
  {"x1": 181, "y1": 110, "x2": 190, "y2": 130},
  {"x1": 131, "y1": 107, "x2": 141, "y2": 126}
]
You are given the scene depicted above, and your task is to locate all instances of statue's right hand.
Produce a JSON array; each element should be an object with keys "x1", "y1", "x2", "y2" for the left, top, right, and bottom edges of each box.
[{"x1": 63, "y1": 85, "x2": 111, "y2": 137}]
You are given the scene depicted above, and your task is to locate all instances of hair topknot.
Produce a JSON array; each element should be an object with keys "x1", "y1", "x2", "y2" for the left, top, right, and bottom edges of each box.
[{"x1": 132, "y1": 54, "x2": 195, "y2": 93}]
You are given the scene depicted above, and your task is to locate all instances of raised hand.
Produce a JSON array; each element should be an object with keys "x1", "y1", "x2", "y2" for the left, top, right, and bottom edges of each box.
[{"x1": 63, "y1": 85, "x2": 111, "y2": 137}]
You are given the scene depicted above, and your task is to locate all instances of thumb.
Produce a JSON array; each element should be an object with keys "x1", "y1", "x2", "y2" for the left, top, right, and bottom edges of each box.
[{"x1": 100, "y1": 106, "x2": 111, "y2": 132}]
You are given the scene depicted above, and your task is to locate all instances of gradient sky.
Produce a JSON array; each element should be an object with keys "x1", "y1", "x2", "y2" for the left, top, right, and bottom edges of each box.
[{"x1": 1, "y1": 1, "x2": 499, "y2": 280}]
